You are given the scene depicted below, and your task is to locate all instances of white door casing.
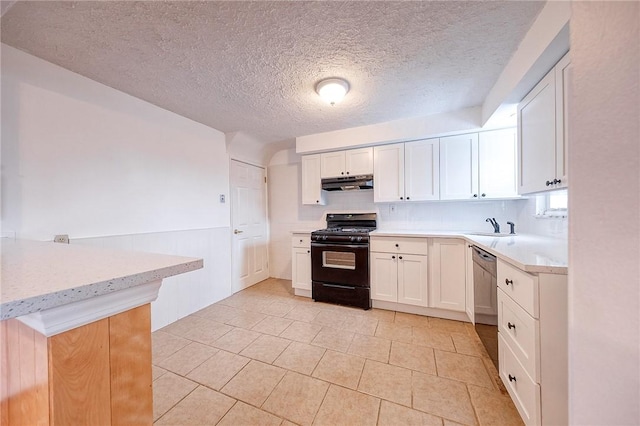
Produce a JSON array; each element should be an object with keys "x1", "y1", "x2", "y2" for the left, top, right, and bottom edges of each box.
[{"x1": 231, "y1": 160, "x2": 269, "y2": 292}]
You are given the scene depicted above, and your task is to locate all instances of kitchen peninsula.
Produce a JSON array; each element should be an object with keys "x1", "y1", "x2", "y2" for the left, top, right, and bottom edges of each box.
[{"x1": 0, "y1": 239, "x2": 203, "y2": 425}]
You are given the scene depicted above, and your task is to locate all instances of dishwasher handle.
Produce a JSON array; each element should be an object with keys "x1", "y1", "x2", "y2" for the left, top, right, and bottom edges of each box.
[{"x1": 472, "y1": 246, "x2": 496, "y2": 261}]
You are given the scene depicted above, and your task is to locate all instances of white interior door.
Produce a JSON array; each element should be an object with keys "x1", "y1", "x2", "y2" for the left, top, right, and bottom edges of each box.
[{"x1": 231, "y1": 160, "x2": 269, "y2": 292}]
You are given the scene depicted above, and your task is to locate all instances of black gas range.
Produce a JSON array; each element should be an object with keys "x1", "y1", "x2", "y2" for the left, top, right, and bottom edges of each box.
[{"x1": 311, "y1": 213, "x2": 376, "y2": 310}]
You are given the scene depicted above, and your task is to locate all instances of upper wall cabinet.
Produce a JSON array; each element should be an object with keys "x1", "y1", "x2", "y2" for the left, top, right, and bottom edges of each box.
[
  {"x1": 518, "y1": 52, "x2": 570, "y2": 194},
  {"x1": 440, "y1": 129, "x2": 517, "y2": 200},
  {"x1": 301, "y1": 154, "x2": 326, "y2": 205},
  {"x1": 373, "y1": 139, "x2": 439, "y2": 203},
  {"x1": 478, "y1": 128, "x2": 518, "y2": 198},
  {"x1": 320, "y1": 147, "x2": 373, "y2": 178}
]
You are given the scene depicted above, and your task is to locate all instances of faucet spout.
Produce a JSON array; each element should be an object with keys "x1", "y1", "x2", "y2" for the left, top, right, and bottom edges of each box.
[
  {"x1": 507, "y1": 221, "x2": 516, "y2": 235},
  {"x1": 485, "y1": 218, "x2": 500, "y2": 233}
]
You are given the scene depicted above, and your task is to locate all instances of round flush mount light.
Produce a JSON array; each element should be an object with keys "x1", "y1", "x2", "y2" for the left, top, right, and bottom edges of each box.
[{"x1": 316, "y1": 78, "x2": 350, "y2": 105}]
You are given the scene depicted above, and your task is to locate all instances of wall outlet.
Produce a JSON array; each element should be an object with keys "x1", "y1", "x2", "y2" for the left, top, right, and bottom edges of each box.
[
  {"x1": 220, "y1": 194, "x2": 226, "y2": 203},
  {"x1": 389, "y1": 204, "x2": 396, "y2": 214},
  {"x1": 54, "y1": 234, "x2": 69, "y2": 244}
]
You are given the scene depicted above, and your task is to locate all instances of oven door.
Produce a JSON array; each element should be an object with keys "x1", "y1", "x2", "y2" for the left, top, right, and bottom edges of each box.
[{"x1": 311, "y1": 242, "x2": 369, "y2": 287}]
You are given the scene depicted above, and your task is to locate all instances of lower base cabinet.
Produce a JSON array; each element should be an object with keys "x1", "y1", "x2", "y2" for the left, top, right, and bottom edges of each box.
[
  {"x1": 497, "y1": 259, "x2": 567, "y2": 425},
  {"x1": 428, "y1": 238, "x2": 466, "y2": 312},
  {"x1": 291, "y1": 233, "x2": 311, "y2": 296},
  {"x1": 370, "y1": 237, "x2": 429, "y2": 307}
]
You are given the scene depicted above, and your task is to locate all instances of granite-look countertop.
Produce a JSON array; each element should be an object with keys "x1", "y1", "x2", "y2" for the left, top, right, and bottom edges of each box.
[
  {"x1": 0, "y1": 239, "x2": 203, "y2": 320},
  {"x1": 370, "y1": 230, "x2": 567, "y2": 274}
]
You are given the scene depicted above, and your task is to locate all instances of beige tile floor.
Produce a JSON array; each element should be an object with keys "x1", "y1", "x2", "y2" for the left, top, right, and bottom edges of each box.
[{"x1": 152, "y1": 278, "x2": 523, "y2": 426}]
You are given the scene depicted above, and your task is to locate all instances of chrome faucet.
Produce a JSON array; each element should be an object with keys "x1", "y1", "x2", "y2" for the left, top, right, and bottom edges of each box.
[{"x1": 486, "y1": 218, "x2": 500, "y2": 233}]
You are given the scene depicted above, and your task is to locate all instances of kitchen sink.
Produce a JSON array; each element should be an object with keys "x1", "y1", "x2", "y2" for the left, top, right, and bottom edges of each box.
[{"x1": 466, "y1": 232, "x2": 515, "y2": 237}]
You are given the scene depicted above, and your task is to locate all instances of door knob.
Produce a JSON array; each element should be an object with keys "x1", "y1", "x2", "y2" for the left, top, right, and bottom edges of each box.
[{"x1": 234, "y1": 229, "x2": 243, "y2": 234}]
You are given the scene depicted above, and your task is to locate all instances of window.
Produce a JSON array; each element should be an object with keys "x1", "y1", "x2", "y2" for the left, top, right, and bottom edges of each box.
[{"x1": 536, "y1": 189, "x2": 568, "y2": 218}]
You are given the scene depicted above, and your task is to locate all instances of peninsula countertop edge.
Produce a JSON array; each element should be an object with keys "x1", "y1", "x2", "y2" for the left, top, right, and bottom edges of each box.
[{"x1": 1, "y1": 239, "x2": 203, "y2": 320}]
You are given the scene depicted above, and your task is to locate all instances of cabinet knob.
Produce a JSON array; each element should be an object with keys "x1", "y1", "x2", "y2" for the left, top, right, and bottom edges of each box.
[
  {"x1": 406, "y1": 197, "x2": 410, "y2": 200},
  {"x1": 546, "y1": 180, "x2": 553, "y2": 186},
  {"x1": 508, "y1": 322, "x2": 516, "y2": 330},
  {"x1": 505, "y1": 278, "x2": 513, "y2": 285},
  {"x1": 399, "y1": 256, "x2": 403, "y2": 260},
  {"x1": 481, "y1": 193, "x2": 486, "y2": 197},
  {"x1": 341, "y1": 172, "x2": 344, "y2": 175},
  {"x1": 346, "y1": 171, "x2": 350, "y2": 175},
  {"x1": 395, "y1": 244, "x2": 399, "y2": 248},
  {"x1": 473, "y1": 194, "x2": 478, "y2": 198},
  {"x1": 554, "y1": 178, "x2": 562, "y2": 184},
  {"x1": 392, "y1": 255, "x2": 396, "y2": 259},
  {"x1": 400, "y1": 197, "x2": 404, "y2": 200},
  {"x1": 508, "y1": 374, "x2": 517, "y2": 382},
  {"x1": 316, "y1": 200, "x2": 319, "y2": 203},
  {"x1": 307, "y1": 250, "x2": 310, "y2": 253},
  {"x1": 299, "y1": 239, "x2": 303, "y2": 243}
]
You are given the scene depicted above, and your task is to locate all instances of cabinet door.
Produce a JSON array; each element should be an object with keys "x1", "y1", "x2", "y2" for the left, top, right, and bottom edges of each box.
[
  {"x1": 440, "y1": 134, "x2": 479, "y2": 200},
  {"x1": 429, "y1": 239, "x2": 466, "y2": 312},
  {"x1": 555, "y1": 53, "x2": 570, "y2": 189},
  {"x1": 478, "y1": 128, "x2": 518, "y2": 198},
  {"x1": 345, "y1": 147, "x2": 373, "y2": 176},
  {"x1": 405, "y1": 139, "x2": 440, "y2": 201},
  {"x1": 291, "y1": 247, "x2": 311, "y2": 290},
  {"x1": 373, "y1": 143, "x2": 405, "y2": 203},
  {"x1": 320, "y1": 151, "x2": 346, "y2": 178},
  {"x1": 518, "y1": 71, "x2": 556, "y2": 194},
  {"x1": 301, "y1": 154, "x2": 325, "y2": 205},
  {"x1": 370, "y1": 252, "x2": 398, "y2": 302},
  {"x1": 397, "y1": 254, "x2": 428, "y2": 307}
]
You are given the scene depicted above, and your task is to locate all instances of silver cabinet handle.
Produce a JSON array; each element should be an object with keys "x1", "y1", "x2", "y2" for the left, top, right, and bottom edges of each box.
[{"x1": 234, "y1": 229, "x2": 244, "y2": 234}]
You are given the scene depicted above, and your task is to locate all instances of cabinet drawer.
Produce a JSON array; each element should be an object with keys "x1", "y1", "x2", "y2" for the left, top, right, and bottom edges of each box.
[
  {"x1": 499, "y1": 334, "x2": 541, "y2": 426},
  {"x1": 498, "y1": 289, "x2": 540, "y2": 381},
  {"x1": 497, "y1": 260, "x2": 539, "y2": 318},
  {"x1": 370, "y1": 237, "x2": 428, "y2": 255},
  {"x1": 291, "y1": 234, "x2": 311, "y2": 248}
]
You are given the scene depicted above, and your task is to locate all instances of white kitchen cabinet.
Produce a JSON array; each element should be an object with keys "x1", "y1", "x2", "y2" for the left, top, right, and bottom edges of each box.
[
  {"x1": 497, "y1": 259, "x2": 567, "y2": 425},
  {"x1": 370, "y1": 236, "x2": 428, "y2": 307},
  {"x1": 373, "y1": 143, "x2": 404, "y2": 202},
  {"x1": 370, "y1": 252, "x2": 399, "y2": 303},
  {"x1": 397, "y1": 253, "x2": 429, "y2": 306},
  {"x1": 404, "y1": 139, "x2": 440, "y2": 201},
  {"x1": 291, "y1": 234, "x2": 311, "y2": 297},
  {"x1": 373, "y1": 139, "x2": 439, "y2": 203},
  {"x1": 478, "y1": 128, "x2": 518, "y2": 198},
  {"x1": 301, "y1": 154, "x2": 326, "y2": 205},
  {"x1": 440, "y1": 133, "x2": 478, "y2": 200},
  {"x1": 428, "y1": 239, "x2": 466, "y2": 312},
  {"x1": 320, "y1": 147, "x2": 373, "y2": 178},
  {"x1": 440, "y1": 130, "x2": 517, "y2": 200},
  {"x1": 518, "y1": 52, "x2": 570, "y2": 194},
  {"x1": 554, "y1": 53, "x2": 570, "y2": 188}
]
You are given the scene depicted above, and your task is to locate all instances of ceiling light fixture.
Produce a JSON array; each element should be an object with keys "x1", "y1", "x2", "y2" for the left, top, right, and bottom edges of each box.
[{"x1": 316, "y1": 78, "x2": 350, "y2": 105}]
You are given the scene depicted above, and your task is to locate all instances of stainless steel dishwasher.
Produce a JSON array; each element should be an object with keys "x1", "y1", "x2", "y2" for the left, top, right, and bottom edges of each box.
[{"x1": 472, "y1": 246, "x2": 498, "y2": 369}]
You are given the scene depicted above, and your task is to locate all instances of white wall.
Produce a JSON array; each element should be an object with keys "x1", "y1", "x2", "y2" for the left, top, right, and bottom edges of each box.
[
  {"x1": 1, "y1": 45, "x2": 233, "y2": 328},
  {"x1": 568, "y1": 3, "x2": 639, "y2": 424},
  {"x1": 295, "y1": 107, "x2": 483, "y2": 154},
  {"x1": 268, "y1": 147, "x2": 565, "y2": 280}
]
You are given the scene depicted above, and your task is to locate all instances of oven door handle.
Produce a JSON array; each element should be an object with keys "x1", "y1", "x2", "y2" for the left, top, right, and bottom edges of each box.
[
  {"x1": 322, "y1": 283, "x2": 356, "y2": 290},
  {"x1": 311, "y1": 243, "x2": 368, "y2": 249}
]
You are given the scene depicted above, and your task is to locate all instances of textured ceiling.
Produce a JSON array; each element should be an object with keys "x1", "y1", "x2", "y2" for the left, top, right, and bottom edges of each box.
[{"x1": 1, "y1": 1, "x2": 544, "y2": 144}]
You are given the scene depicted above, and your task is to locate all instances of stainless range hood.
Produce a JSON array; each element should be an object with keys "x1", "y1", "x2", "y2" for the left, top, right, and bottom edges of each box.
[{"x1": 321, "y1": 175, "x2": 374, "y2": 191}]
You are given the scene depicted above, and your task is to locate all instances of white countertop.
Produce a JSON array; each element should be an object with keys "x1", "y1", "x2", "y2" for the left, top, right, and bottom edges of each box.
[
  {"x1": 0, "y1": 239, "x2": 203, "y2": 320},
  {"x1": 371, "y1": 230, "x2": 567, "y2": 274}
]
